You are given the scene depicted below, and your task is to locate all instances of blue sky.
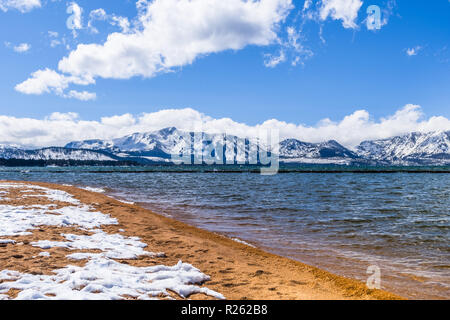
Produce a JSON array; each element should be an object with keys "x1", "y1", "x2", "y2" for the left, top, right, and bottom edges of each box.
[{"x1": 0, "y1": 0, "x2": 449, "y2": 147}]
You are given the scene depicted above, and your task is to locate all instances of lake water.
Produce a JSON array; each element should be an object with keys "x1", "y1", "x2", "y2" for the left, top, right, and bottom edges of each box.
[{"x1": 1, "y1": 165, "x2": 449, "y2": 299}]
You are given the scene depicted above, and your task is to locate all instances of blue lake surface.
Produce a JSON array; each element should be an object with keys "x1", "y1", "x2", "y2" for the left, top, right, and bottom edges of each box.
[{"x1": 1, "y1": 165, "x2": 449, "y2": 299}]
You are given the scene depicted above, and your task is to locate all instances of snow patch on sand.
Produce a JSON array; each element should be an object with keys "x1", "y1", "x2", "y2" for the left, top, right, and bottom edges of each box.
[
  {"x1": 38, "y1": 252, "x2": 50, "y2": 257},
  {"x1": 0, "y1": 259, "x2": 224, "y2": 300},
  {"x1": 231, "y1": 238, "x2": 256, "y2": 248},
  {"x1": 115, "y1": 199, "x2": 135, "y2": 205},
  {"x1": 0, "y1": 205, "x2": 117, "y2": 237},
  {"x1": 22, "y1": 187, "x2": 81, "y2": 205},
  {"x1": 0, "y1": 191, "x2": 7, "y2": 200},
  {"x1": 32, "y1": 230, "x2": 153, "y2": 260},
  {"x1": 0, "y1": 239, "x2": 15, "y2": 244},
  {"x1": 0, "y1": 182, "x2": 223, "y2": 300},
  {"x1": 80, "y1": 186, "x2": 105, "y2": 193},
  {"x1": 0, "y1": 183, "x2": 81, "y2": 205}
]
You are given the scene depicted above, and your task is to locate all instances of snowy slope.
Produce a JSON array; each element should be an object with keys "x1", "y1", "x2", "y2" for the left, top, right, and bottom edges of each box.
[
  {"x1": 279, "y1": 139, "x2": 358, "y2": 161},
  {"x1": 69, "y1": 130, "x2": 362, "y2": 164},
  {"x1": 356, "y1": 131, "x2": 450, "y2": 164},
  {"x1": 66, "y1": 128, "x2": 255, "y2": 163},
  {"x1": 66, "y1": 127, "x2": 184, "y2": 155},
  {"x1": 0, "y1": 147, "x2": 117, "y2": 161}
]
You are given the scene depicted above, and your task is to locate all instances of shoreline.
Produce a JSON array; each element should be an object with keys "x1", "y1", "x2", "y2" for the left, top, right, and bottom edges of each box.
[{"x1": 0, "y1": 180, "x2": 403, "y2": 300}]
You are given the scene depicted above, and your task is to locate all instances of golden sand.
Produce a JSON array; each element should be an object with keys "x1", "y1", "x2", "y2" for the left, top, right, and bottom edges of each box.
[{"x1": 0, "y1": 181, "x2": 403, "y2": 300}]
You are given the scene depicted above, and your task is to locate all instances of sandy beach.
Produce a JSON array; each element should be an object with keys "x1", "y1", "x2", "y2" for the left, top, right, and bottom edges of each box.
[{"x1": 0, "y1": 180, "x2": 403, "y2": 300}]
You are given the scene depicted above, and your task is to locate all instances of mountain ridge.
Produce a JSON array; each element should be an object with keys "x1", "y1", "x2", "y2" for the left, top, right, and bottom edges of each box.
[
  {"x1": 1, "y1": 129, "x2": 449, "y2": 166},
  {"x1": 356, "y1": 130, "x2": 450, "y2": 165}
]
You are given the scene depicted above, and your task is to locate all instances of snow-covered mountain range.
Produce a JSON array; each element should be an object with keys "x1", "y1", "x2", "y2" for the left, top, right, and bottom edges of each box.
[
  {"x1": 66, "y1": 127, "x2": 250, "y2": 163},
  {"x1": 1, "y1": 129, "x2": 449, "y2": 166},
  {"x1": 279, "y1": 139, "x2": 359, "y2": 164},
  {"x1": 356, "y1": 131, "x2": 450, "y2": 165},
  {"x1": 0, "y1": 146, "x2": 117, "y2": 161}
]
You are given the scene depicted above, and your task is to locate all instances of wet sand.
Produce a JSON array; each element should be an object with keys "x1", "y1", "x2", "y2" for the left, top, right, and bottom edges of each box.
[{"x1": 0, "y1": 181, "x2": 403, "y2": 300}]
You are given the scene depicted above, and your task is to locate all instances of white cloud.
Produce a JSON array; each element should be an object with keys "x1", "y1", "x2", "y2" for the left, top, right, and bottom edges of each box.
[
  {"x1": 319, "y1": 0, "x2": 363, "y2": 29},
  {"x1": 264, "y1": 50, "x2": 286, "y2": 68},
  {"x1": 48, "y1": 31, "x2": 59, "y2": 38},
  {"x1": 59, "y1": 0, "x2": 292, "y2": 79},
  {"x1": 66, "y1": 90, "x2": 96, "y2": 101},
  {"x1": 300, "y1": 0, "x2": 364, "y2": 45},
  {"x1": 15, "y1": 69, "x2": 67, "y2": 95},
  {"x1": 262, "y1": 22, "x2": 313, "y2": 68},
  {"x1": 100, "y1": 114, "x2": 136, "y2": 128},
  {"x1": 13, "y1": 43, "x2": 31, "y2": 53},
  {"x1": 88, "y1": 8, "x2": 130, "y2": 34},
  {"x1": 14, "y1": 68, "x2": 95, "y2": 101},
  {"x1": 48, "y1": 112, "x2": 79, "y2": 122},
  {"x1": 303, "y1": 0, "x2": 312, "y2": 10},
  {"x1": 285, "y1": 26, "x2": 313, "y2": 66},
  {"x1": 110, "y1": 15, "x2": 131, "y2": 33},
  {"x1": 0, "y1": 0, "x2": 41, "y2": 13},
  {"x1": 50, "y1": 39, "x2": 61, "y2": 48},
  {"x1": 87, "y1": 8, "x2": 107, "y2": 34},
  {"x1": 406, "y1": 46, "x2": 422, "y2": 56},
  {"x1": 47, "y1": 31, "x2": 62, "y2": 48},
  {"x1": 5, "y1": 41, "x2": 31, "y2": 53},
  {"x1": 0, "y1": 105, "x2": 448, "y2": 149},
  {"x1": 17, "y1": 0, "x2": 293, "y2": 99}
]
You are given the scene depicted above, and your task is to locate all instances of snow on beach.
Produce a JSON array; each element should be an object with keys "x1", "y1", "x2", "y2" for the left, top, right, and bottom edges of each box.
[
  {"x1": 231, "y1": 238, "x2": 256, "y2": 248},
  {"x1": 0, "y1": 182, "x2": 224, "y2": 300},
  {"x1": 80, "y1": 186, "x2": 106, "y2": 193}
]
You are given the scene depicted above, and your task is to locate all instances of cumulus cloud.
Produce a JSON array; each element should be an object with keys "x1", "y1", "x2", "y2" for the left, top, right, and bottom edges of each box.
[
  {"x1": 0, "y1": 0, "x2": 41, "y2": 12},
  {"x1": 47, "y1": 112, "x2": 79, "y2": 122},
  {"x1": 301, "y1": 0, "x2": 365, "y2": 31},
  {"x1": 15, "y1": 69, "x2": 68, "y2": 95},
  {"x1": 16, "y1": 0, "x2": 293, "y2": 99},
  {"x1": 319, "y1": 0, "x2": 363, "y2": 29},
  {"x1": 59, "y1": 0, "x2": 292, "y2": 78},
  {"x1": 14, "y1": 68, "x2": 95, "y2": 101},
  {"x1": 0, "y1": 105, "x2": 448, "y2": 149}
]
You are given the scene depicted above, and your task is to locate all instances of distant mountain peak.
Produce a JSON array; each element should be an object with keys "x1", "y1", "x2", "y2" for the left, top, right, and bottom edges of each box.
[
  {"x1": 279, "y1": 138, "x2": 358, "y2": 160},
  {"x1": 356, "y1": 130, "x2": 450, "y2": 164},
  {"x1": 158, "y1": 127, "x2": 178, "y2": 135}
]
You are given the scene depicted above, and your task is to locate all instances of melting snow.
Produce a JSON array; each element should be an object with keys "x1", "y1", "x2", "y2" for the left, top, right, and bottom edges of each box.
[
  {"x1": 231, "y1": 238, "x2": 256, "y2": 248},
  {"x1": 32, "y1": 230, "x2": 153, "y2": 260},
  {"x1": 0, "y1": 239, "x2": 15, "y2": 244},
  {"x1": 0, "y1": 183, "x2": 223, "y2": 300},
  {"x1": 38, "y1": 252, "x2": 50, "y2": 257},
  {"x1": 114, "y1": 198, "x2": 135, "y2": 205},
  {"x1": 0, "y1": 259, "x2": 223, "y2": 300},
  {"x1": 80, "y1": 186, "x2": 105, "y2": 193}
]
